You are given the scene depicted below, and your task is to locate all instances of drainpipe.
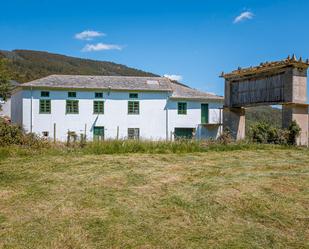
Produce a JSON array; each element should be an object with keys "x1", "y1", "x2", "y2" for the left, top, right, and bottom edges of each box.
[
  {"x1": 166, "y1": 93, "x2": 170, "y2": 141},
  {"x1": 30, "y1": 85, "x2": 33, "y2": 133}
]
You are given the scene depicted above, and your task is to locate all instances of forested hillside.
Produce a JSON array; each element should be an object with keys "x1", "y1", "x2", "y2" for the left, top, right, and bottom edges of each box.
[
  {"x1": 246, "y1": 106, "x2": 282, "y2": 133},
  {"x1": 0, "y1": 49, "x2": 157, "y2": 83}
]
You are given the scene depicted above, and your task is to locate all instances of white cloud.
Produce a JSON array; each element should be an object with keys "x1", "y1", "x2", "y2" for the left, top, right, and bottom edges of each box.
[
  {"x1": 75, "y1": 30, "x2": 105, "y2": 40},
  {"x1": 164, "y1": 74, "x2": 183, "y2": 81},
  {"x1": 233, "y1": 11, "x2": 254, "y2": 23},
  {"x1": 82, "y1": 43, "x2": 123, "y2": 52}
]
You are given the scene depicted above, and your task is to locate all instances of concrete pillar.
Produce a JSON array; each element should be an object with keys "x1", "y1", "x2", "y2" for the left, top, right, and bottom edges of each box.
[
  {"x1": 223, "y1": 107, "x2": 246, "y2": 140},
  {"x1": 282, "y1": 104, "x2": 309, "y2": 146}
]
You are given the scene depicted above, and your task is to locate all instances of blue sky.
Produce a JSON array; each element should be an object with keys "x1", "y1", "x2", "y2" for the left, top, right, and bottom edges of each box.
[{"x1": 1, "y1": 0, "x2": 309, "y2": 96}]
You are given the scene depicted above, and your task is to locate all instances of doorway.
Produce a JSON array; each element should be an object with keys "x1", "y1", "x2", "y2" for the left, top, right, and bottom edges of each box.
[
  {"x1": 201, "y1": 103, "x2": 209, "y2": 124},
  {"x1": 93, "y1": 126, "x2": 104, "y2": 141}
]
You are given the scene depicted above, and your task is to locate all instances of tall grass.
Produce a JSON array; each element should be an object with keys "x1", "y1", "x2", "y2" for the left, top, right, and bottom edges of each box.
[{"x1": 0, "y1": 139, "x2": 299, "y2": 159}]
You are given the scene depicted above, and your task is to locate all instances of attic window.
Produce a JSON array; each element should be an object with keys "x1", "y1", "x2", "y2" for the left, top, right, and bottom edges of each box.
[
  {"x1": 95, "y1": 92, "x2": 103, "y2": 98},
  {"x1": 129, "y1": 93, "x2": 138, "y2": 99},
  {"x1": 68, "y1": 92, "x2": 76, "y2": 98},
  {"x1": 41, "y1": 91, "x2": 50, "y2": 97},
  {"x1": 146, "y1": 80, "x2": 159, "y2": 85}
]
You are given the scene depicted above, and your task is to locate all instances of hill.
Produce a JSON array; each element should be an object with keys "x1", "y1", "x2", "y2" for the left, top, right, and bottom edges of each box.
[
  {"x1": 246, "y1": 106, "x2": 282, "y2": 132},
  {"x1": 0, "y1": 49, "x2": 157, "y2": 83}
]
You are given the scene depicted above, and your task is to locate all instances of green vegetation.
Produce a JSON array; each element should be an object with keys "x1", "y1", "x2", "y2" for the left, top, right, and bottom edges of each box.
[
  {"x1": 0, "y1": 58, "x2": 11, "y2": 107},
  {"x1": 0, "y1": 147, "x2": 308, "y2": 248},
  {"x1": 246, "y1": 106, "x2": 282, "y2": 134},
  {"x1": 249, "y1": 120, "x2": 301, "y2": 145},
  {"x1": 0, "y1": 49, "x2": 157, "y2": 83}
]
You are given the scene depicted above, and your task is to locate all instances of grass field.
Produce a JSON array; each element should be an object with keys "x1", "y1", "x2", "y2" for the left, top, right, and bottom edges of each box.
[{"x1": 0, "y1": 146, "x2": 308, "y2": 248}]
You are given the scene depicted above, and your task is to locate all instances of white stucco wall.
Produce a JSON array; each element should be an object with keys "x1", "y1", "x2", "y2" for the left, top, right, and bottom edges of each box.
[
  {"x1": 14, "y1": 89, "x2": 223, "y2": 141},
  {"x1": 0, "y1": 98, "x2": 11, "y2": 117},
  {"x1": 167, "y1": 100, "x2": 222, "y2": 139},
  {"x1": 21, "y1": 89, "x2": 169, "y2": 141}
]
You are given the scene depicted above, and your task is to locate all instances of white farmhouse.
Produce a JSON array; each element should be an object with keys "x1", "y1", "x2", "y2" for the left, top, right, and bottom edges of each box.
[{"x1": 10, "y1": 75, "x2": 223, "y2": 141}]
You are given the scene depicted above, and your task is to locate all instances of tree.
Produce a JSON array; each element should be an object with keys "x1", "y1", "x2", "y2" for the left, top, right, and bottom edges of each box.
[{"x1": 0, "y1": 58, "x2": 11, "y2": 110}]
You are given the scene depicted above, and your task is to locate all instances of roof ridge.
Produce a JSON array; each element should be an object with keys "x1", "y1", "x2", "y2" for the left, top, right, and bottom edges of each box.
[{"x1": 47, "y1": 74, "x2": 167, "y2": 78}]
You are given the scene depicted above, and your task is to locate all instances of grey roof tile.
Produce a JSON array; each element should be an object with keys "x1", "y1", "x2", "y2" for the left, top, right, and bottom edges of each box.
[
  {"x1": 22, "y1": 75, "x2": 172, "y2": 91},
  {"x1": 170, "y1": 82, "x2": 223, "y2": 101},
  {"x1": 21, "y1": 75, "x2": 223, "y2": 101}
]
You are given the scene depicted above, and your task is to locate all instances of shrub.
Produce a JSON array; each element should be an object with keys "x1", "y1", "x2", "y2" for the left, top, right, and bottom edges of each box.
[
  {"x1": 249, "y1": 120, "x2": 302, "y2": 145},
  {"x1": 0, "y1": 120, "x2": 24, "y2": 146},
  {"x1": 0, "y1": 118, "x2": 49, "y2": 148},
  {"x1": 287, "y1": 121, "x2": 301, "y2": 145},
  {"x1": 217, "y1": 127, "x2": 233, "y2": 145}
]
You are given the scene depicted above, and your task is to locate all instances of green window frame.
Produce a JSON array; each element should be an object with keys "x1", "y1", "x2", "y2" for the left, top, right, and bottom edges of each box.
[
  {"x1": 128, "y1": 128, "x2": 140, "y2": 140},
  {"x1": 41, "y1": 91, "x2": 50, "y2": 97},
  {"x1": 178, "y1": 102, "x2": 187, "y2": 115},
  {"x1": 128, "y1": 101, "x2": 139, "y2": 114},
  {"x1": 93, "y1": 101, "x2": 104, "y2": 114},
  {"x1": 39, "y1": 99, "x2": 51, "y2": 114},
  {"x1": 201, "y1": 103, "x2": 209, "y2": 124},
  {"x1": 95, "y1": 92, "x2": 103, "y2": 98},
  {"x1": 66, "y1": 100, "x2": 79, "y2": 114},
  {"x1": 68, "y1": 92, "x2": 76, "y2": 98},
  {"x1": 129, "y1": 93, "x2": 138, "y2": 99}
]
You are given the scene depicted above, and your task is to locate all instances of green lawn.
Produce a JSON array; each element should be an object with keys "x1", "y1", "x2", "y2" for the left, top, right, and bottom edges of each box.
[{"x1": 0, "y1": 148, "x2": 308, "y2": 248}]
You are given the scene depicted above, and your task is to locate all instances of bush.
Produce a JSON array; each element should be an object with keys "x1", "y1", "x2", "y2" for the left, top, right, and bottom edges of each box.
[
  {"x1": 0, "y1": 120, "x2": 24, "y2": 146},
  {"x1": 287, "y1": 121, "x2": 301, "y2": 145},
  {"x1": 249, "y1": 121, "x2": 301, "y2": 145},
  {"x1": 0, "y1": 119, "x2": 49, "y2": 148},
  {"x1": 217, "y1": 128, "x2": 233, "y2": 145}
]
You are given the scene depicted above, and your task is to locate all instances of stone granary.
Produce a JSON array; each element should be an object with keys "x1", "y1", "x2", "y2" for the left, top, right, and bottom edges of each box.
[{"x1": 221, "y1": 55, "x2": 309, "y2": 146}]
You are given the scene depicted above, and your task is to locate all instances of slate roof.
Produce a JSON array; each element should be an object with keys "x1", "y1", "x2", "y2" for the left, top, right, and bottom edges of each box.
[
  {"x1": 170, "y1": 82, "x2": 223, "y2": 101},
  {"x1": 21, "y1": 74, "x2": 223, "y2": 101},
  {"x1": 22, "y1": 75, "x2": 172, "y2": 92}
]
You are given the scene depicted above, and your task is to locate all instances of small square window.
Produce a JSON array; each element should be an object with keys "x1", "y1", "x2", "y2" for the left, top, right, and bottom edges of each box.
[
  {"x1": 68, "y1": 92, "x2": 76, "y2": 98},
  {"x1": 41, "y1": 91, "x2": 50, "y2": 97},
  {"x1": 42, "y1": 131, "x2": 49, "y2": 137},
  {"x1": 95, "y1": 92, "x2": 103, "y2": 98},
  {"x1": 129, "y1": 93, "x2": 138, "y2": 99},
  {"x1": 178, "y1": 102, "x2": 187, "y2": 115},
  {"x1": 128, "y1": 128, "x2": 139, "y2": 140}
]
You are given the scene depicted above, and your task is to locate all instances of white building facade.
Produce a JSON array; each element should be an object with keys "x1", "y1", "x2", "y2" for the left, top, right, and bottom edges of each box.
[{"x1": 11, "y1": 75, "x2": 223, "y2": 141}]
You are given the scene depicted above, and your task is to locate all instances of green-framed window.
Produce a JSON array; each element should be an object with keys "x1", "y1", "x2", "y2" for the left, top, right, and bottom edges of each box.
[
  {"x1": 93, "y1": 101, "x2": 104, "y2": 114},
  {"x1": 128, "y1": 128, "x2": 140, "y2": 140},
  {"x1": 39, "y1": 99, "x2": 51, "y2": 114},
  {"x1": 68, "y1": 92, "x2": 76, "y2": 98},
  {"x1": 95, "y1": 92, "x2": 103, "y2": 98},
  {"x1": 178, "y1": 102, "x2": 187, "y2": 115},
  {"x1": 129, "y1": 93, "x2": 138, "y2": 99},
  {"x1": 41, "y1": 91, "x2": 50, "y2": 97},
  {"x1": 66, "y1": 100, "x2": 79, "y2": 114},
  {"x1": 128, "y1": 101, "x2": 139, "y2": 114}
]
